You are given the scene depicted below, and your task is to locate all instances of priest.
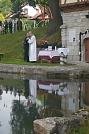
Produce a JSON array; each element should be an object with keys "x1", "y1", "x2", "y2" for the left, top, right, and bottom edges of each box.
[{"x1": 28, "y1": 31, "x2": 37, "y2": 62}]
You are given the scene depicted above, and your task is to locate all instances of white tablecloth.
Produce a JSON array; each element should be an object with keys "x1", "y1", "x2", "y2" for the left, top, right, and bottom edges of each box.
[
  {"x1": 57, "y1": 48, "x2": 69, "y2": 56},
  {"x1": 57, "y1": 87, "x2": 69, "y2": 96},
  {"x1": 38, "y1": 50, "x2": 59, "y2": 58},
  {"x1": 38, "y1": 83, "x2": 60, "y2": 91}
]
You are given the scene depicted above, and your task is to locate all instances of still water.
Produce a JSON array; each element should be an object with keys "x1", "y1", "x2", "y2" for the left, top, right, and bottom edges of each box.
[{"x1": 0, "y1": 75, "x2": 89, "y2": 134}]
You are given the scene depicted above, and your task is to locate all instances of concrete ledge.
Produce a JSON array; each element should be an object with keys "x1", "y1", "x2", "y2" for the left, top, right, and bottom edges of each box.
[{"x1": 0, "y1": 63, "x2": 89, "y2": 78}]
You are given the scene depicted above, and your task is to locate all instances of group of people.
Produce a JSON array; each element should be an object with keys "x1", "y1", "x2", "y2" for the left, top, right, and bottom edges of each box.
[
  {"x1": 23, "y1": 31, "x2": 37, "y2": 62},
  {"x1": 0, "y1": 18, "x2": 22, "y2": 35}
]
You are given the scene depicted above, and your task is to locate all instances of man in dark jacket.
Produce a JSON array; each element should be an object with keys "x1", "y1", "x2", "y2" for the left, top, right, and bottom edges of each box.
[{"x1": 23, "y1": 32, "x2": 29, "y2": 62}]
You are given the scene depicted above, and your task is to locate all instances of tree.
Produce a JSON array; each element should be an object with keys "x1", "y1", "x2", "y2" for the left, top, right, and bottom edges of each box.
[
  {"x1": 11, "y1": 0, "x2": 26, "y2": 12},
  {"x1": 11, "y1": 0, "x2": 62, "y2": 36},
  {"x1": 0, "y1": 0, "x2": 12, "y2": 16},
  {"x1": 46, "y1": 0, "x2": 63, "y2": 37}
]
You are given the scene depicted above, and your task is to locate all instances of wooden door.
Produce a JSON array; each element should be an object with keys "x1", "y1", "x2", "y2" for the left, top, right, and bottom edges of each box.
[{"x1": 84, "y1": 38, "x2": 89, "y2": 62}]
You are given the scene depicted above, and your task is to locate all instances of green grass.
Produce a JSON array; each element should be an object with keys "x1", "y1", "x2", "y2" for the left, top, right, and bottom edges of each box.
[
  {"x1": 71, "y1": 121, "x2": 89, "y2": 134},
  {"x1": 0, "y1": 26, "x2": 61, "y2": 65}
]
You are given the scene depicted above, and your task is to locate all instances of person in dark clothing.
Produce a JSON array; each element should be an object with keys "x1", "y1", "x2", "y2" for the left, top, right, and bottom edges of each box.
[
  {"x1": 23, "y1": 32, "x2": 29, "y2": 62},
  {"x1": 17, "y1": 19, "x2": 22, "y2": 31},
  {"x1": 9, "y1": 19, "x2": 12, "y2": 33},
  {"x1": 4, "y1": 20, "x2": 8, "y2": 34}
]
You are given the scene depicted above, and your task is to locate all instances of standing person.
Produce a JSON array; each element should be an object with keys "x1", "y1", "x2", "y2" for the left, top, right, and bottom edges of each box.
[
  {"x1": 9, "y1": 19, "x2": 12, "y2": 33},
  {"x1": 17, "y1": 19, "x2": 22, "y2": 31},
  {"x1": 14, "y1": 18, "x2": 17, "y2": 32},
  {"x1": 23, "y1": 32, "x2": 29, "y2": 62},
  {"x1": 4, "y1": 20, "x2": 8, "y2": 34},
  {"x1": 28, "y1": 31, "x2": 37, "y2": 62},
  {"x1": 12, "y1": 19, "x2": 15, "y2": 33},
  {"x1": 1, "y1": 25, "x2": 5, "y2": 35}
]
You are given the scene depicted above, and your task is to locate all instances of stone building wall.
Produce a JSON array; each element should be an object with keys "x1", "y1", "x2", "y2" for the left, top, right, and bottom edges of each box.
[{"x1": 61, "y1": 10, "x2": 89, "y2": 62}]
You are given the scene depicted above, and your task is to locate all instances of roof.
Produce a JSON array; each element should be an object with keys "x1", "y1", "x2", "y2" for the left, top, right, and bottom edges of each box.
[
  {"x1": 19, "y1": 13, "x2": 30, "y2": 18},
  {"x1": 30, "y1": 13, "x2": 41, "y2": 20},
  {"x1": 5, "y1": 13, "x2": 12, "y2": 19},
  {"x1": 60, "y1": 1, "x2": 89, "y2": 13}
]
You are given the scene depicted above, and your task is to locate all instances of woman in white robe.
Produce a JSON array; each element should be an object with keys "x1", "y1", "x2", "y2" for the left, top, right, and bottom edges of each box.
[{"x1": 28, "y1": 31, "x2": 37, "y2": 62}]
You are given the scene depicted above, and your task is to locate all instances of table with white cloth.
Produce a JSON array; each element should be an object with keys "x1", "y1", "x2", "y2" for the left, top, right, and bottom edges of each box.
[
  {"x1": 38, "y1": 80, "x2": 60, "y2": 93},
  {"x1": 38, "y1": 50, "x2": 60, "y2": 62},
  {"x1": 57, "y1": 48, "x2": 70, "y2": 56}
]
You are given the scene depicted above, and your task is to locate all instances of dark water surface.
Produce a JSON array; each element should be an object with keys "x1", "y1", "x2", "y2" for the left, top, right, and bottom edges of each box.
[{"x1": 0, "y1": 75, "x2": 89, "y2": 134}]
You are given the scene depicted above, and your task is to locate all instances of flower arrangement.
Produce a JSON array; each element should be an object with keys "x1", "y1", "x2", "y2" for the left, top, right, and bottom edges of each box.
[
  {"x1": 52, "y1": 38, "x2": 62, "y2": 49},
  {"x1": 36, "y1": 40, "x2": 49, "y2": 48},
  {"x1": 37, "y1": 38, "x2": 62, "y2": 49}
]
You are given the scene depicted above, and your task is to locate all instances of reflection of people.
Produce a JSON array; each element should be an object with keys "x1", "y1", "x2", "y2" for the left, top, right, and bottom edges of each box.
[
  {"x1": 5, "y1": 86, "x2": 8, "y2": 93},
  {"x1": 27, "y1": 80, "x2": 37, "y2": 107},
  {"x1": 28, "y1": 31, "x2": 37, "y2": 62},
  {"x1": 23, "y1": 33, "x2": 29, "y2": 62},
  {"x1": 24, "y1": 79, "x2": 29, "y2": 99}
]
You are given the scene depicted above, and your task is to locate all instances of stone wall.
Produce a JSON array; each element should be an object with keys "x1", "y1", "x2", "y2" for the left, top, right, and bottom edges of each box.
[
  {"x1": 61, "y1": 10, "x2": 89, "y2": 62},
  {"x1": 33, "y1": 110, "x2": 89, "y2": 134}
]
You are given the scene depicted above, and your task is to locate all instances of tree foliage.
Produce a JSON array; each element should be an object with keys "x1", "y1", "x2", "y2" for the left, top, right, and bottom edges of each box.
[
  {"x1": 0, "y1": 0, "x2": 12, "y2": 16},
  {"x1": 11, "y1": 0, "x2": 48, "y2": 12},
  {"x1": 11, "y1": 0, "x2": 27, "y2": 12}
]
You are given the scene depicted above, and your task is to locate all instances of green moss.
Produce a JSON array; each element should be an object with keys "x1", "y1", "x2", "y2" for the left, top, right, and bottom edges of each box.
[{"x1": 71, "y1": 121, "x2": 89, "y2": 134}]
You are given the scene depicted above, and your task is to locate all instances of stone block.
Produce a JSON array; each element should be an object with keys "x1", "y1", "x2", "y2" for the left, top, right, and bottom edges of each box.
[
  {"x1": 55, "y1": 115, "x2": 85, "y2": 134},
  {"x1": 33, "y1": 117, "x2": 56, "y2": 134}
]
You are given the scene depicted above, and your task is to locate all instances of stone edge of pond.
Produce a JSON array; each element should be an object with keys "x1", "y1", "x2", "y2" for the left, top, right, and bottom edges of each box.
[
  {"x1": 33, "y1": 109, "x2": 89, "y2": 134},
  {"x1": 0, "y1": 64, "x2": 89, "y2": 78}
]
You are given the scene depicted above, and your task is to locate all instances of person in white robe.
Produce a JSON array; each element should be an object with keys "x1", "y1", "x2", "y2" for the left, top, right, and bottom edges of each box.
[
  {"x1": 28, "y1": 31, "x2": 37, "y2": 62},
  {"x1": 27, "y1": 80, "x2": 37, "y2": 107}
]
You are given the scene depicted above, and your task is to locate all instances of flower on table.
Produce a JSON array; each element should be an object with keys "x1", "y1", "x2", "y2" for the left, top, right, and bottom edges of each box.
[
  {"x1": 36, "y1": 39, "x2": 62, "y2": 48},
  {"x1": 36, "y1": 40, "x2": 49, "y2": 48},
  {"x1": 52, "y1": 38, "x2": 62, "y2": 48}
]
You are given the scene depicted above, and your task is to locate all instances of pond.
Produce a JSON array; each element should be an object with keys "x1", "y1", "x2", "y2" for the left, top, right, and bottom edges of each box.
[{"x1": 0, "y1": 74, "x2": 89, "y2": 134}]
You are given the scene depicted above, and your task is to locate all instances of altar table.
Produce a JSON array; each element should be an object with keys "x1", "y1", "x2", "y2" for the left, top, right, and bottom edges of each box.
[{"x1": 38, "y1": 50, "x2": 60, "y2": 62}]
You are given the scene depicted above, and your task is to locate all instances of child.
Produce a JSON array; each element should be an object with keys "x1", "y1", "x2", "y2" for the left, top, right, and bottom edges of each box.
[{"x1": 1, "y1": 25, "x2": 5, "y2": 35}]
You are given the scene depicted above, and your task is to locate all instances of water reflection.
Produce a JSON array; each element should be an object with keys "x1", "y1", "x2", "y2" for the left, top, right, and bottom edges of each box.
[{"x1": 0, "y1": 77, "x2": 89, "y2": 134}]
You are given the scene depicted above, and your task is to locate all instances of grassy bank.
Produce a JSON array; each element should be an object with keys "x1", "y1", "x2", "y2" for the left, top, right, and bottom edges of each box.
[{"x1": 0, "y1": 26, "x2": 61, "y2": 65}]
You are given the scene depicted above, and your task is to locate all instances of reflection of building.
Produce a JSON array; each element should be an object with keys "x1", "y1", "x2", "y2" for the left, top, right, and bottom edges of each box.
[
  {"x1": 61, "y1": 82, "x2": 80, "y2": 116},
  {"x1": 38, "y1": 80, "x2": 69, "y2": 117},
  {"x1": 38, "y1": 80, "x2": 85, "y2": 116},
  {"x1": 83, "y1": 82, "x2": 89, "y2": 105}
]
